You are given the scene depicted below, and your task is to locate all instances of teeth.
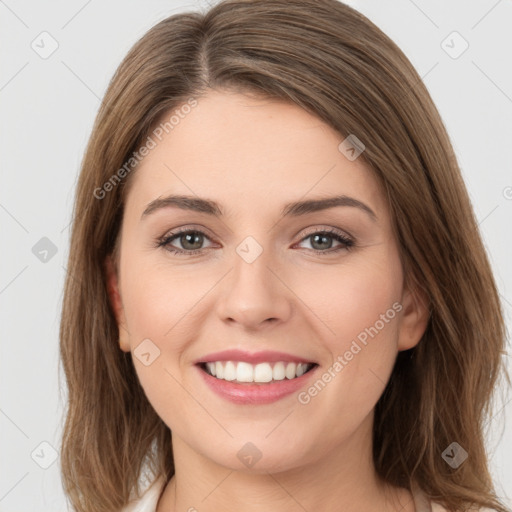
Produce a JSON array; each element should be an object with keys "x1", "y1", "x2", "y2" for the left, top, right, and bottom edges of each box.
[
  {"x1": 285, "y1": 362, "x2": 296, "y2": 379},
  {"x1": 273, "y1": 362, "x2": 285, "y2": 380},
  {"x1": 206, "y1": 362, "x2": 216, "y2": 376},
  {"x1": 237, "y1": 361, "x2": 254, "y2": 382},
  {"x1": 215, "y1": 361, "x2": 224, "y2": 379},
  {"x1": 224, "y1": 361, "x2": 236, "y2": 381},
  {"x1": 203, "y1": 361, "x2": 314, "y2": 383},
  {"x1": 254, "y1": 362, "x2": 273, "y2": 382}
]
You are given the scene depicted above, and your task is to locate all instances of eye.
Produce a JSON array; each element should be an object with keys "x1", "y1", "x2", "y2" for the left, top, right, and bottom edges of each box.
[
  {"x1": 156, "y1": 226, "x2": 355, "y2": 256},
  {"x1": 295, "y1": 228, "x2": 354, "y2": 255},
  {"x1": 156, "y1": 229, "x2": 215, "y2": 256}
]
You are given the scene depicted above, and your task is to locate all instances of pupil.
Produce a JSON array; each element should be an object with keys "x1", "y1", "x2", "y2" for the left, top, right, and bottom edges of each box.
[
  {"x1": 312, "y1": 234, "x2": 332, "y2": 250},
  {"x1": 183, "y1": 233, "x2": 202, "y2": 250}
]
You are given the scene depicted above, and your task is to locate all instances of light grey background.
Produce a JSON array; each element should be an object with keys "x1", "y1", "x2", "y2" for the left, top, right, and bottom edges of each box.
[{"x1": 1, "y1": 0, "x2": 511, "y2": 510}]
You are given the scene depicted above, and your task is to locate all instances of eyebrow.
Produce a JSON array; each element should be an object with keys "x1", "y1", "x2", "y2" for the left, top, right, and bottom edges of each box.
[{"x1": 141, "y1": 194, "x2": 377, "y2": 222}]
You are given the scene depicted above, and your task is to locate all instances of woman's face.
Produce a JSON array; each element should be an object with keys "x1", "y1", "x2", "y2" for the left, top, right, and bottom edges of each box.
[{"x1": 108, "y1": 89, "x2": 426, "y2": 473}]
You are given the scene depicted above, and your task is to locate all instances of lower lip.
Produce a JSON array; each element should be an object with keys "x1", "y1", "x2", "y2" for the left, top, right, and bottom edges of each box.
[{"x1": 196, "y1": 364, "x2": 318, "y2": 405}]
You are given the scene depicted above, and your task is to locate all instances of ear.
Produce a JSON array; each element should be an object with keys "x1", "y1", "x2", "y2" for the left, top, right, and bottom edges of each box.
[
  {"x1": 105, "y1": 254, "x2": 130, "y2": 352},
  {"x1": 397, "y1": 281, "x2": 430, "y2": 351}
]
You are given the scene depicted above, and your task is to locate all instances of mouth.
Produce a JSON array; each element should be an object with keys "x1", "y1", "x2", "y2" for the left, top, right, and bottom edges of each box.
[
  {"x1": 194, "y1": 349, "x2": 320, "y2": 404},
  {"x1": 197, "y1": 360, "x2": 318, "y2": 384}
]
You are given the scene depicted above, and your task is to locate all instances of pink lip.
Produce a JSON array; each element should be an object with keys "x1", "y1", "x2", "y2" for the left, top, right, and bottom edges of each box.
[
  {"x1": 194, "y1": 349, "x2": 315, "y2": 365},
  {"x1": 196, "y1": 363, "x2": 319, "y2": 405}
]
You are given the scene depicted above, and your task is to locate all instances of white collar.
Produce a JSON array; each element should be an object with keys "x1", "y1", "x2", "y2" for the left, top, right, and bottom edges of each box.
[
  {"x1": 121, "y1": 476, "x2": 166, "y2": 512},
  {"x1": 122, "y1": 477, "x2": 441, "y2": 512}
]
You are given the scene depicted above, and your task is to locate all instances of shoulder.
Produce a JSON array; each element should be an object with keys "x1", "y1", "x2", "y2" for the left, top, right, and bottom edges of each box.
[
  {"x1": 413, "y1": 485, "x2": 498, "y2": 512},
  {"x1": 431, "y1": 500, "x2": 499, "y2": 512},
  {"x1": 431, "y1": 503, "x2": 450, "y2": 512},
  {"x1": 120, "y1": 476, "x2": 166, "y2": 512}
]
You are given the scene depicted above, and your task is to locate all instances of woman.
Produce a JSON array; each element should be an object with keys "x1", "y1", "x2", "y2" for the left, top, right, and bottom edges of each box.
[{"x1": 59, "y1": 1, "x2": 510, "y2": 511}]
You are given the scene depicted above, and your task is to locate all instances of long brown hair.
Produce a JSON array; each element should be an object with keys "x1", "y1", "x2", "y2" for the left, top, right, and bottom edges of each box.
[{"x1": 59, "y1": 1, "x2": 510, "y2": 510}]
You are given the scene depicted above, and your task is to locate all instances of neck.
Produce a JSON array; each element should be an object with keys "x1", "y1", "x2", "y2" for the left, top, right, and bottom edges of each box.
[{"x1": 156, "y1": 412, "x2": 414, "y2": 512}]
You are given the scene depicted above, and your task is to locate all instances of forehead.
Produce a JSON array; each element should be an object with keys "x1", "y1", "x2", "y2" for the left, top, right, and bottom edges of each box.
[{"x1": 125, "y1": 90, "x2": 387, "y2": 220}]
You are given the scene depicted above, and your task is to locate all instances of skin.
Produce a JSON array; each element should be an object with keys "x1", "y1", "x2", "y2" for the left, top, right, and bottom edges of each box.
[{"x1": 106, "y1": 89, "x2": 429, "y2": 512}]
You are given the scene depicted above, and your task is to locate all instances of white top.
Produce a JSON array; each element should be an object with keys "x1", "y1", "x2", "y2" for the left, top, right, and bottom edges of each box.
[
  {"x1": 120, "y1": 476, "x2": 491, "y2": 512},
  {"x1": 121, "y1": 477, "x2": 166, "y2": 512}
]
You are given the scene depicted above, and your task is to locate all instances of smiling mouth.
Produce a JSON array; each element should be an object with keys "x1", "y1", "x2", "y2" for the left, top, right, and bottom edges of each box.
[{"x1": 198, "y1": 361, "x2": 318, "y2": 384}]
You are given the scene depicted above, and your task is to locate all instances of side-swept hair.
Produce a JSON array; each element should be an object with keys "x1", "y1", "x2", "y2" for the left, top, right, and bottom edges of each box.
[{"x1": 59, "y1": 1, "x2": 510, "y2": 510}]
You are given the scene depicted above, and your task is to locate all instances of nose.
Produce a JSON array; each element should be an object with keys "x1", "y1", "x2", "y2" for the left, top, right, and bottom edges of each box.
[{"x1": 215, "y1": 246, "x2": 293, "y2": 331}]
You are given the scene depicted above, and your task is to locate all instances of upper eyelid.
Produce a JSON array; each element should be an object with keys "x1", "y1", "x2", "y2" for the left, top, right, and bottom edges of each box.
[{"x1": 161, "y1": 224, "x2": 216, "y2": 241}]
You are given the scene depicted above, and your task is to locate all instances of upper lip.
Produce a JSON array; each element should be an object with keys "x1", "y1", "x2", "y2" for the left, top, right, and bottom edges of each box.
[{"x1": 195, "y1": 349, "x2": 317, "y2": 365}]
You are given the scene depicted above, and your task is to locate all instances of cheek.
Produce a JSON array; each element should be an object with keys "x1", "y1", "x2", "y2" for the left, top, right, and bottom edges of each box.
[
  {"x1": 120, "y1": 256, "x2": 206, "y2": 343},
  {"x1": 118, "y1": 258, "x2": 203, "y2": 430},
  {"x1": 298, "y1": 246, "x2": 403, "y2": 411},
  {"x1": 300, "y1": 248, "x2": 403, "y2": 348}
]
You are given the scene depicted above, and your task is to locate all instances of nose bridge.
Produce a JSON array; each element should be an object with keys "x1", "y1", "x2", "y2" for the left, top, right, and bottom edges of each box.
[
  {"x1": 216, "y1": 234, "x2": 292, "y2": 327},
  {"x1": 233, "y1": 237, "x2": 273, "y2": 291}
]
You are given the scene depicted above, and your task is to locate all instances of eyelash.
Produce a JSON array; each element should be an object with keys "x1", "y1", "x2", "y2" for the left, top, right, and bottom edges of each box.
[{"x1": 155, "y1": 226, "x2": 355, "y2": 257}]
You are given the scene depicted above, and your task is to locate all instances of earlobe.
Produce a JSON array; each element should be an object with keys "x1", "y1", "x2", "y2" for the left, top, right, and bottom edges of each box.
[
  {"x1": 105, "y1": 255, "x2": 131, "y2": 352},
  {"x1": 397, "y1": 282, "x2": 430, "y2": 352}
]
